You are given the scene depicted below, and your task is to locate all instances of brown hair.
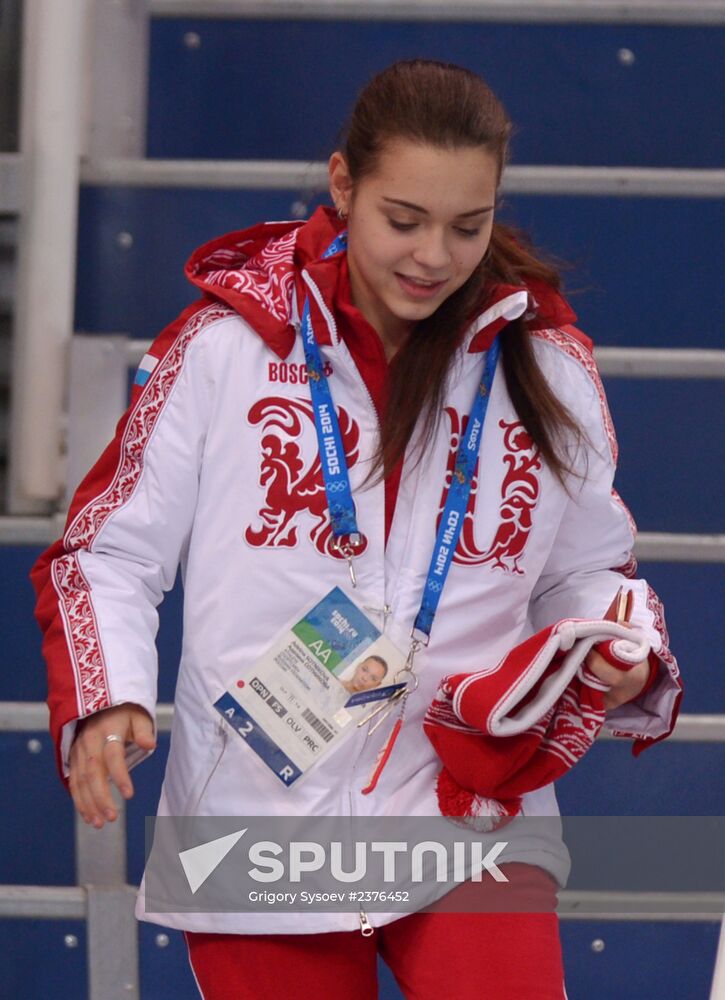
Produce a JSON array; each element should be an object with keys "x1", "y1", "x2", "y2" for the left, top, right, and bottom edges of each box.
[{"x1": 340, "y1": 59, "x2": 582, "y2": 484}]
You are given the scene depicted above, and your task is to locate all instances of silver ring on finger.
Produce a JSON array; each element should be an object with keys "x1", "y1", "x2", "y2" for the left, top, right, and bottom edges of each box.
[{"x1": 104, "y1": 734, "x2": 123, "y2": 746}]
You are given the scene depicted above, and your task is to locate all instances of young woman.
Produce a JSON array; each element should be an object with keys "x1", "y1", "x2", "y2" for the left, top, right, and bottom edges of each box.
[{"x1": 32, "y1": 60, "x2": 681, "y2": 999}]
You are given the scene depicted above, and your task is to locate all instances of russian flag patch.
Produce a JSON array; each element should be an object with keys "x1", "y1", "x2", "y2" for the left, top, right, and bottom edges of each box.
[{"x1": 134, "y1": 353, "x2": 159, "y2": 387}]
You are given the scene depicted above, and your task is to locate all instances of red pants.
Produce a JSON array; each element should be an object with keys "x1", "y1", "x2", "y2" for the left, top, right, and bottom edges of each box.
[{"x1": 186, "y1": 866, "x2": 566, "y2": 1000}]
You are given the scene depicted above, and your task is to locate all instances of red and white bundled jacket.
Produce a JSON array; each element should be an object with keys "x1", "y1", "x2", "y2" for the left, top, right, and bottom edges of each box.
[{"x1": 31, "y1": 207, "x2": 682, "y2": 934}]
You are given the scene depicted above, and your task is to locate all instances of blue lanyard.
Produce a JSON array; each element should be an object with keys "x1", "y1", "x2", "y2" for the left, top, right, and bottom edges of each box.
[
  {"x1": 412, "y1": 334, "x2": 499, "y2": 641},
  {"x1": 299, "y1": 234, "x2": 500, "y2": 644},
  {"x1": 299, "y1": 234, "x2": 361, "y2": 542}
]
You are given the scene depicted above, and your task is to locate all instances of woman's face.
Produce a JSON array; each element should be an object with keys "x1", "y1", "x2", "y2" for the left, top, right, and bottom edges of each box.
[
  {"x1": 329, "y1": 138, "x2": 498, "y2": 354},
  {"x1": 349, "y1": 657, "x2": 387, "y2": 692}
]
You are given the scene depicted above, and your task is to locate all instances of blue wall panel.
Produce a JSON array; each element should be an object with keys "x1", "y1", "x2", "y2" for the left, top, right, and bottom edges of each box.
[
  {"x1": 0, "y1": 920, "x2": 87, "y2": 999},
  {"x1": 603, "y1": 379, "x2": 724, "y2": 533},
  {"x1": 147, "y1": 21, "x2": 725, "y2": 168},
  {"x1": 634, "y1": 562, "x2": 724, "y2": 715},
  {"x1": 0, "y1": 731, "x2": 75, "y2": 887},
  {"x1": 2, "y1": 546, "x2": 47, "y2": 700},
  {"x1": 74, "y1": 187, "x2": 303, "y2": 340},
  {"x1": 74, "y1": 188, "x2": 725, "y2": 353},
  {"x1": 561, "y1": 922, "x2": 720, "y2": 1000},
  {"x1": 501, "y1": 195, "x2": 724, "y2": 351},
  {"x1": 556, "y1": 740, "x2": 725, "y2": 816}
]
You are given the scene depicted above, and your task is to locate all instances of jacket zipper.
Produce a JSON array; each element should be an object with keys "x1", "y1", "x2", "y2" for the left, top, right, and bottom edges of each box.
[
  {"x1": 305, "y1": 266, "x2": 384, "y2": 938},
  {"x1": 350, "y1": 790, "x2": 375, "y2": 936},
  {"x1": 189, "y1": 720, "x2": 229, "y2": 817}
]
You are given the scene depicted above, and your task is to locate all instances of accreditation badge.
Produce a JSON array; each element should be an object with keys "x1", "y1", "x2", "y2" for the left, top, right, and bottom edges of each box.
[{"x1": 213, "y1": 587, "x2": 407, "y2": 788}]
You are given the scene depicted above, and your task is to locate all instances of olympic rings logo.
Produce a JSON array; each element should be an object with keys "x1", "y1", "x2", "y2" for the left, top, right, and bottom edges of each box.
[
  {"x1": 428, "y1": 581, "x2": 443, "y2": 593},
  {"x1": 326, "y1": 481, "x2": 348, "y2": 493}
]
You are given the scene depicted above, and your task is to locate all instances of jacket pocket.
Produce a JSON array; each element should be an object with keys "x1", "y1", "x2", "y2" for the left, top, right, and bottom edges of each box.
[{"x1": 184, "y1": 718, "x2": 230, "y2": 817}]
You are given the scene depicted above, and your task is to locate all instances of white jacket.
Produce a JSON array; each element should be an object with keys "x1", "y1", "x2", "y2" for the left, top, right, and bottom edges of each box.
[{"x1": 32, "y1": 208, "x2": 682, "y2": 934}]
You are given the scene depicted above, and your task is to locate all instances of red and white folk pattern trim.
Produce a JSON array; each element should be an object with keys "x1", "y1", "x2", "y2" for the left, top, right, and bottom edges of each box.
[
  {"x1": 65, "y1": 303, "x2": 229, "y2": 550},
  {"x1": 645, "y1": 584, "x2": 679, "y2": 674},
  {"x1": 201, "y1": 230, "x2": 298, "y2": 324},
  {"x1": 532, "y1": 327, "x2": 618, "y2": 465},
  {"x1": 539, "y1": 690, "x2": 606, "y2": 769},
  {"x1": 52, "y1": 554, "x2": 111, "y2": 717},
  {"x1": 57, "y1": 301, "x2": 226, "y2": 714}
]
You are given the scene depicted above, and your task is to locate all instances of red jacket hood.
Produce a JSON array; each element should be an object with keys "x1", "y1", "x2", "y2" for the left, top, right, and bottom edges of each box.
[{"x1": 185, "y1": 206, "x2": 585, "y2": 359}]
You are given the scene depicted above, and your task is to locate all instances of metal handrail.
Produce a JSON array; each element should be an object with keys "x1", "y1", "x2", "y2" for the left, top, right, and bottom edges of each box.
[
  {"x1": 0, "y1": 883, "x2": 723, "y2": 921},
  {"x1": 79, "y1": 159, "x2": 725, "y2": 198},
  {"x1": 594, "y1": 348, "x2": 725, "y2": 379},
  {"x1": 631, "y1": 533, "x2": 725, "y2": 563},
  {"x1": 5, "y1": 155, "x2": 725, "y2": 215},
  {"x1": 0, "y1": 885, "x2": 86, "y2": 919},
  {"x1": 148, "y1": 0, "x2": 725, "y2": 26},
  {"x1": 5, "y1": 154, "x2": 725, "y2": 207},
  {"x1": 2, "y1": 703, "x2": 724, "y2": 740}
]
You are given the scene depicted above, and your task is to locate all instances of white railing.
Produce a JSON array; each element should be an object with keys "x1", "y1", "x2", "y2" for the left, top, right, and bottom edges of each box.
[
  {"x1": 1, "y1": 702, "x2": 724, "y2": 740},
  {"x1": 79, "y1": 158, "x2": 725, "y2": 198},
  {"x1": 148, "y1": 0, "x2": 725, "y2": 26},
  {"x1": 7, "y1": 0, "x2": 88, "y2": 511}
]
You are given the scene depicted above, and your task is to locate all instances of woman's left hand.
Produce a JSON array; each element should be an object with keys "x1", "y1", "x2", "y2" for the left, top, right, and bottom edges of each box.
[{"x1": 584, "y1": 650, "x2": 651, "y2": 710}]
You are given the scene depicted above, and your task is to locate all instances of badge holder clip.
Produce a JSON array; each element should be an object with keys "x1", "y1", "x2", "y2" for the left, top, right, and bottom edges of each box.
[
  {"x1": 358, "y1": 634, "x2": 426, "y2": 794},
  {"x1": 331, "y1": 534, "x2": 362, "y2": 589}
]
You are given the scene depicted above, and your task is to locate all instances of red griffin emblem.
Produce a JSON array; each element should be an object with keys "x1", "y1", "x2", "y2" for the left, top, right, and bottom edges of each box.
[
  {"x1": 438, "y1": 410, "x2": 541, "y2": 574},
  {"x1": 244, "y1": 396, "x2": 367, "y2": 558}
]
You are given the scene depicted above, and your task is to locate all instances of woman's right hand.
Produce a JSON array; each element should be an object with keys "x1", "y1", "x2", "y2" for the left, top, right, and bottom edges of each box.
[{"x1": 69, "y1": 704, "x2": 156, "y2": 828}]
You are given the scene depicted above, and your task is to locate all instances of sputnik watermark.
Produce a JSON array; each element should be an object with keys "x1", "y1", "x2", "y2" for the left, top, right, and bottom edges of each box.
[
  {"x1": 178, "y1": 828, "x2": 509, "y2": 895},
  {"x1": 145, "y1": 815, "x2": 725, "y2": 916},
  {"x1": 144, "y1": 815, "x2": 525, "y2": 913}
]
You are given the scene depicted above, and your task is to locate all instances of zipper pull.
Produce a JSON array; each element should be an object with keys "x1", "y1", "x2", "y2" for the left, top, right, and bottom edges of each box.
[
  {"x1": 362, "y1": 603, "x2": 392, "y2": 631},
  {"x1": 331, "y1": 535, "x2": 361, "y2": 589},
  {"x1": 359, "y1": 908, "x2": 374, "y2": 937},
  {"x1": 361, "y1": 718, "x2": 403, "y2": 795}
]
